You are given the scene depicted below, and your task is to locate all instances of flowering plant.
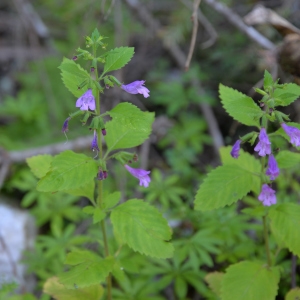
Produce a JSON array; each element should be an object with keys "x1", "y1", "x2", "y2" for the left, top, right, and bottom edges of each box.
[
  {"x1": 26, "y1": 29, "x2": 173, "y2": 299},
  {"x1": 195, "y1": 70, "x2": 300, "y2": 299}
]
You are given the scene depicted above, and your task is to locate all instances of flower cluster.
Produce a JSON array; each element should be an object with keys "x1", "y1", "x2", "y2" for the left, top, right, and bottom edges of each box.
[
  {"x1": 230, "y1": 123, "x2": 300, "y2": 206},
  {"x1": 61, "y1": 81, "x2": 151, "y2": 187}
]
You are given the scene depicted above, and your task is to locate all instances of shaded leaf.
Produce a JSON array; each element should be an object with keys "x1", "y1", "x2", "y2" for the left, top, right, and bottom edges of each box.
[{"x1": 111, "y1": 199, "x2": 174, "y2": 258}]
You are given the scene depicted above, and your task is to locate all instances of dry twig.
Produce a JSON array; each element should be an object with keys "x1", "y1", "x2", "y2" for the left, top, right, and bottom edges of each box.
[{"x1": 185, "y1": 0, "x2": 202, "y2": 70}]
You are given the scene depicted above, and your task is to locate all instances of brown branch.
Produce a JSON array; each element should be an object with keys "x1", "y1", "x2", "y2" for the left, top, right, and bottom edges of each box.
[
  {"x1": 203, "y1": 0, "x2": 276, "y2": 51},
  {"x1": 124, "y1": 0, "x2": 224, "y2": 157},
  {"x1": 185, "y1": 0, "x2": 202, "y2": 70}
]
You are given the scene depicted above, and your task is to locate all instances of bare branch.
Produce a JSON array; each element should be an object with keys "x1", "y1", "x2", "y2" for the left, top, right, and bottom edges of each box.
[
  {"x1": 185, "y1": 0, "x2": 202, "y2": 70},
  {"x1": 203, "y1": 0, "x2": 276, "y2": 51}
]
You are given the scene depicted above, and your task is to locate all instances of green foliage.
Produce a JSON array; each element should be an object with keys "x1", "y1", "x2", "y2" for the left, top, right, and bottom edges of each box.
[
  {"x1": 269, "y1": 203, "x2": 300, "y2": 256},
  {"x1": 285, "y1": 288, "x2": 300, "y2": 300},
  {"x1": 276, "y1": 151, "x2": 300, "y2": 169},
  {"x1": 221, "y1": 261, "x2": 280, "y2": 300},
  {"x1": 44, "y1": 277, "x2": 103, "y2": 300},
  {"x1": 26, "y1": 155, "x2": 53, "y2": 178},
  {"x1": 111, "y1": 199, "x2": 174, "y2": 258},
  {"x1": 58, "y1": 250, "x2": 115, "y2": 288},
  {"x1": 58, "y1": 58, "x2": 91, "y2": 97},
  {"x1": 205, "y1": 272, "x2": 224, "y2": 298},
  {"x1": 105, "y1": 103, "x2": 155, "y2": 152},
  {"x1": 219, "y1": 84, "x2": 262, "y2": 127},
  {"x1": 194, "y1": 164, "x2": 254, "y2": 211},
  {"x1": 36, "y1": 150, "x2": 98, "y2": 192},
  {"x1": 102, "y1": 47, "x2": 134, "y2": 75},
  {"x1": 143, "y1": 169, "x2": 186, "y2": 210},
  {"x1": 273, "y1": 83, "x2": 300, "y2": 106}
]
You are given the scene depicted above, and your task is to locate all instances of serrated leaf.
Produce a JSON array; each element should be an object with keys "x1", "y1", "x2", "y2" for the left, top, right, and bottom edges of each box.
[
  {"x1": 285, "y1": 287, "x2": 300, "y2": 300},
  {"x1": 219, "y1": 84, "x2": 262, "y2": 127},
  {"x1": 26, "y1": 155, "x2": 53, "y2": 178},
  {"x1": 174, "y1": 276, "x2": 187, "y2": 299},
  {"x1": 220, "y1": 146, "x2": 261, "y2": 194},
  {"x1": 43, "y1": 276, "x2": 103, "y2": 300},
  {"x1": 273, "y1": 83, "x2": 300, "y2": 106},
  {"x1": 263, "y1": 70, "x2": 273, "y2": 91},
  {"x1": 103, "y1": 191, "x2": 121, "y2": 209},
  {"x1": 103, "y1": 47, "x2": 134, "y2": 74},
  {"x1": 269, "y1": 203, "x2": 300, "y2": 256},
  {"x1": 194, "y1": 165, "x2": 255, "y2": 211},
  {"x1": 59, "y1": 251, "x2": 114, "y2": 288},
  {"x1": 111, "y1": 199, "x2": 174, "y2": 258},
  {"x1": 58, "y1": 58, "x2": 90, "y2": 97},
  {"x1": 37, "y1": 150, "x2": 98, "y2": 192},
  {"x1": 205, "y1": 272, "x2": 224, "y2": 298},
  {"x1": 105, "y1": 103, "x2": 154, "y2": 152},
  {"x1": 65, "y1": 180, "x2": 95, "y2": 202},
  {"x1": 221, "y1": 261, "x2": 280, "y2": 300},
  {"x1": 276, "y1": 151, "x2": 300, "y2": 169}
]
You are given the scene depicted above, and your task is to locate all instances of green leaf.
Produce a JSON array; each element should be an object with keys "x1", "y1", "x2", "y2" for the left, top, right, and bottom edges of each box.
[
  {"x1": 37, "y1": 150, "x2": 98, "y2": 192},
  {"x1": 65, "y1": 180, "x2": 95, "y2": 202},
  {"x1": 276, "y1": 151, "x2": 300, "y2": 169},
  {"x1": 175, "y1": 276, "x2": 187, "y2": 299},
  {"x1": 205, "y1": 272, "x2": 224, "y2": 298},
  {"x1": 105, "y1": 103, "x2": 154, "y2": 152},
  {"x1": 273, "y1": 83, "x2": 300, "y2": 106},
  {"x1": 220, "y1": 146, "x2": 261, "y2": 194},
  {"x1": 26, "y1": 155, "x2": 53, "y2": 178},
  {"x1": 285, "y1": 288, "x2": 300, "y2": 300},
  {"x1": 103, "y1": 191, "x2": 121, "y2": 209},
  {"x1": 263, "y1": 70, "x2": 273, "y2": 91},
  {"x1": 82, "y1": 206, "x2": 95, "y2": 215},
  {"x1": 221, "y1": 261, "x2": 279, "y2": 300},
  {"x1": 43, "y1": 276, "x2": 103, "y2": 300},
  {"x1": 111, "y1": 199, "x2": 174, "y2": 258},
  {"x1": 93, "y1": 207, "x2": 106, "y2": 224},
  {"x1": 59, "y1": 250, "x2": 114, "y2": 288},
  {"x1": 103, "y1": 47, "x2": 134, "y2": 74},
  {"x1": 219, "y1": 84, "x2": 262, "y2": 127},
  {"x1": 194, "y1": 165, "x2": 254, "y2": 211},
  {"x1": 269, "y1": 203, "x2": 300, "y2": 256},
  {"x1": 58, "y1": 58, "x2": 90, "y2": 97}
]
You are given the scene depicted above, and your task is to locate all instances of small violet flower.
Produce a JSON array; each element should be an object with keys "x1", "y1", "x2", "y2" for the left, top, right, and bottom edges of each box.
[
  {"x1": 266, "y1": 154, "x2": 280, "y2": 180},
  {"x1": 97, "y1": 170, "x2": 108, "y2": 180},
  {"x1": 258, "y1": 184, "x2": 277, "y2": 206},
  {"x1": 254, "y1": 128, "x2": 271, "y2": 156},
  {"x1": 121, "y1": 80, "x2": 150, "y2": 98},
  {"x1": 281, "y1": 123, "x2": 300, "y2": 147},
  {"x1": 124, "y1": 164, "x2": 151, "y2": 187},
  {"x1": 230, "y1": 140, "x2": 241, "y2": 159},
  {"x1": 91, "y1": 130, "x2": 99, "y2": 152},
  {"x1": 62, "y1": 117, "x2": 71, "y2": 133},
  {"x1": 76, "y1": 89, "x2": 96, "y2": 111},
  {"x1": 101, "y1": 128, "x2": 106, "y2": 136}
]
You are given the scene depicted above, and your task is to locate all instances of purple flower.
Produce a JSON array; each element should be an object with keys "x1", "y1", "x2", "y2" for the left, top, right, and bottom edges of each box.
[
  {"x1": 124, "y1": 164, "x2": 151, "y2": 187},
  {"x1": 76, "y1": 89, "x2": 96, "y2": 111},
  {"x1": 254, "y1": 128, "x2": 271, "y2": 156},
  {"x1": 91, "y1": 130, "x2": 99, "y2": 151},
  {"x1": 281, "y1": 123, "x2": 300, "y2": 147},
  {"x1": 102, "y1": 128, "x2": 106, "y2": 136},
  {"x1": 230, "y1": 140, "x2": 241, "y2": 159},
  {"x1": 121, "y1": 81, "x2": 150, "y2": 98},
  {"x1": 62, "y1": 117, "x2": 71, "y2": 133},
  {"x1": 266, "y1": 154, "x2": 280, "y2": 180},
  {"x1": 258, "y1": 184, "x2": 277, "y2": 206}
]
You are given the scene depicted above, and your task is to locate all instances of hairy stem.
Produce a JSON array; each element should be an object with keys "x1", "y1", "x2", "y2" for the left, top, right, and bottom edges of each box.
[{"x1": 94, "y1": 60, "x2": 112, "y2": 299}]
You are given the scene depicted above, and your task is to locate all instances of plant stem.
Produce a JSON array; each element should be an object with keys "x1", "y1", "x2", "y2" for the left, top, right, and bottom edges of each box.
[
  {"x1": 263, "y1": 215, "x2": 272, "y2": 267},
  {"x1": 94, "y1": 59, "x2": 112, "y2": 300}
]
